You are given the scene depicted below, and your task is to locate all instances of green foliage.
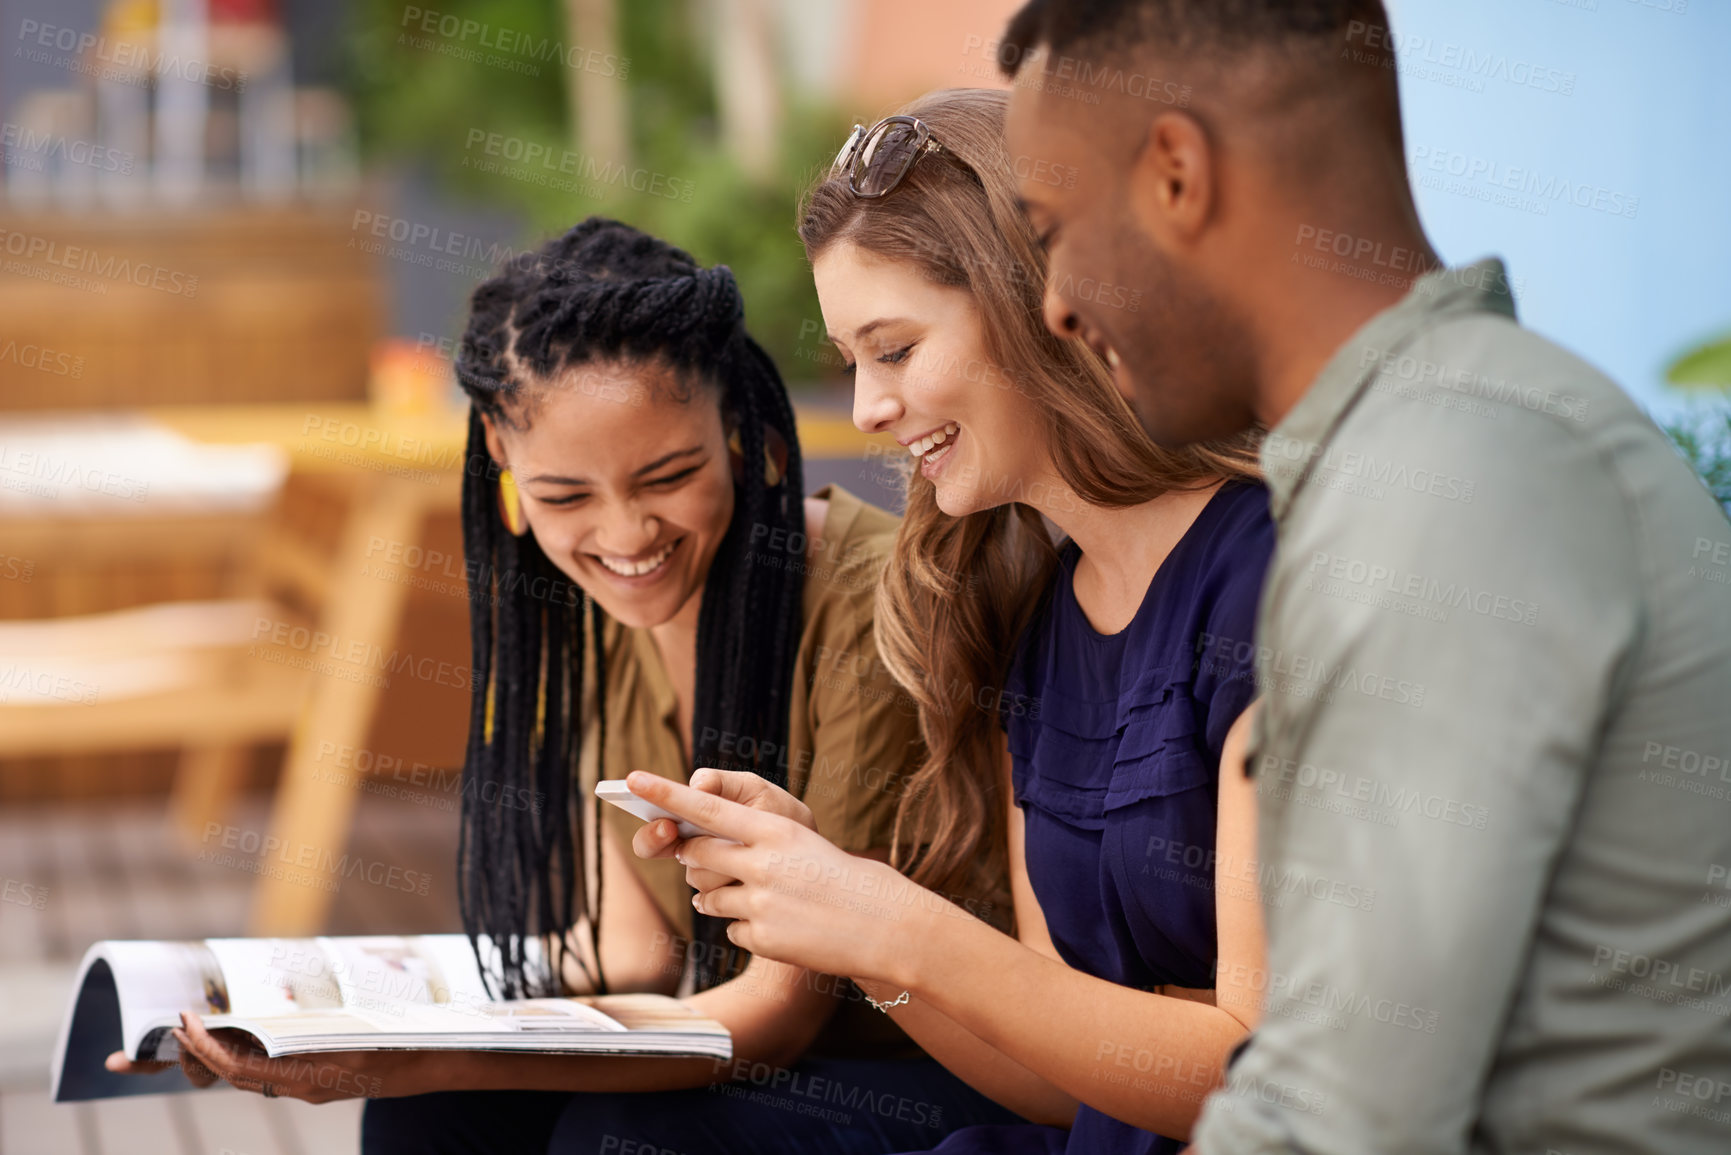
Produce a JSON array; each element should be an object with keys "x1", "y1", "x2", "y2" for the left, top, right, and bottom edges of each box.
[
  {"x1": 340, "y1": 0, "x2": 846, "y2": 385},
  {"x1": 1668, "y1": 335, "x2": 1731, "y2": 388},
  {"x1": 1663, "y1": 399, "x2": 1731, "y2": 515}
]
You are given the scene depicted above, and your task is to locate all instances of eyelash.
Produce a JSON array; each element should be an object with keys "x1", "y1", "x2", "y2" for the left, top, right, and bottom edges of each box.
[
  {"x1": 838, "y1": 342, "x2": 915, "y2": 375},
  {"x1": 536, "y1": 466, "x2": 700, "y2": 506}
]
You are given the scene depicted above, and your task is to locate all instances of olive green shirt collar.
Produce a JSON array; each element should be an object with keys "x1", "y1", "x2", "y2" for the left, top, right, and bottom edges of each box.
[{"x1": 1262, "y1": 258, "x2": 1518, "y2": 522}]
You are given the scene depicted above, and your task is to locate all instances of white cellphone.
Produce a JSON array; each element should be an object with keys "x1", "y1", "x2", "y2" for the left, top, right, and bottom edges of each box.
[{"x1": 594, "y1": 779, "x2": 730, "y2": 842}]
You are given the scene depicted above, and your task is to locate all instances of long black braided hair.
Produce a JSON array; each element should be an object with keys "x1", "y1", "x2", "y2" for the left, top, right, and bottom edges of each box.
[{"x1": 454, "y1": 218, "x2": 805, "y2": 999}]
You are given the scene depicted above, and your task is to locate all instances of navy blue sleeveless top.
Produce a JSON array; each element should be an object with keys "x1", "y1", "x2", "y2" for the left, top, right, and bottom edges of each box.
[{"x1": 905, "y1": 480, "x2": 1273, "y2": 1155}]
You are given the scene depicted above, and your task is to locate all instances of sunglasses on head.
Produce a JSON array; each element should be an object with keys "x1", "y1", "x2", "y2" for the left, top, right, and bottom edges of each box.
[{"x1": 830, "y1": 115, "x2": 946, "y2": 198}]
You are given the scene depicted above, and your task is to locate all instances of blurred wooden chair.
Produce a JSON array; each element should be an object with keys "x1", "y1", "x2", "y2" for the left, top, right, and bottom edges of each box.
[{"x1": 0, "y1": 473, "x2": 345, "y2": 846}]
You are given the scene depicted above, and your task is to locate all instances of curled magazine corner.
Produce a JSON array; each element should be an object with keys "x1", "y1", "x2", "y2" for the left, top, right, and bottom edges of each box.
[{"x1": 52, "y1": 948, "x2": 195, "y2": 1102}]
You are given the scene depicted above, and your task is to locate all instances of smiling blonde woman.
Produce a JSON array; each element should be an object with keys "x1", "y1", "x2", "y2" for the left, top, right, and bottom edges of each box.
[{"x1": 631, "y1": 87, "x2": 1276, "y2": 1155}]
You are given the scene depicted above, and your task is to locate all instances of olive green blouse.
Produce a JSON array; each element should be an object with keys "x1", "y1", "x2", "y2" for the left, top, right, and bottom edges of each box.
[{"x1": 591, "y1": 485, "x2": 930, "y2": 1059}]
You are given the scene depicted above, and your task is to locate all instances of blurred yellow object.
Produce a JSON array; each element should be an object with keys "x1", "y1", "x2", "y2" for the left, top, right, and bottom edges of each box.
[
  {"x1": 103, "y1": 0, "x2": 159, "y2": 40},
  {"x1": 497, "y1": 468, "x2": 526, "y2": 535},
  {"x1": 369, "y1": 338, "x2": 458, "y2": 417}
]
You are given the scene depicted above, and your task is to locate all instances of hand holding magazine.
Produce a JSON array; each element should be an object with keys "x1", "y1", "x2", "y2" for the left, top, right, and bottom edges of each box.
[{"x1": 52, "y1": 933, "x2": 730, "y2": 1102}]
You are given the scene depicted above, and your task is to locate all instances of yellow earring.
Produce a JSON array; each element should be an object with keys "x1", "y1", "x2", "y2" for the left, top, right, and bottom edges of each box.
[
  {"x1": 727, "y1": 430, "x2": 782, "y2": 488},
  {"x1": 497, "y1": 468, "x2": 528, "y2": 536}
]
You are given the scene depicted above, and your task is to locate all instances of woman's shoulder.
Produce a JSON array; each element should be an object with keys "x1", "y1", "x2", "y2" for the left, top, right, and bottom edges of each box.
[
  {"x1": 812, "y1": 484, "x2": 900, "y2": 557},
  {"x1": 796, "y1": 485, "x2": 900, "y2": 624},
  {"x1": 1175, "y1": 479, "x2": 1275, "y2": 612},
  {"x1": 1201, "y1": 478, "x2": 1274, "y2": 557}
]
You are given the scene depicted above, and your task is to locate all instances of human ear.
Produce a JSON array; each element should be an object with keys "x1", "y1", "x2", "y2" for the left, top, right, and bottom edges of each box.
[
  {"x1": 480, "y1": 412, "x2": 510, "y2": 472},
  {"x1": 1129, "y1": 110, "x2": 1215, "y2": 245}
]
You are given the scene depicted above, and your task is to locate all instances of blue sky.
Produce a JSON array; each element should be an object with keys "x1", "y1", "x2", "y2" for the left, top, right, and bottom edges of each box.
[{"x1": 1384, "y1": 0, "x2": 1730, "y2": 422}]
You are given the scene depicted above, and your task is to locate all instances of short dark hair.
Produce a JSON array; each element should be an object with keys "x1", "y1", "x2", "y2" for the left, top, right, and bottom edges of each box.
[{"x1": 1001, "y1": 0, "x2": 1391, "y2": 74}]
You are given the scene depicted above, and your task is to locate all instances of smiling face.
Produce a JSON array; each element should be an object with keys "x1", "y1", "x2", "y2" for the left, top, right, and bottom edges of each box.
[
  {"x1": 481, "y1": 361, "x2": 734, "y2": 630},
  {"x1": 1005, "y1": 81, "x2": 1260, "y2": 448},
  {"x1": 813, "y1": 241, "x2": 1051, "y2": 519}
]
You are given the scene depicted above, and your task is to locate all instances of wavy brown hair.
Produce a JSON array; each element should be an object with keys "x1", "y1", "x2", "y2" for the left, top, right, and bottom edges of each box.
[{"x1": 798, "y1": 88, "x2": 1261, "y2": 903}]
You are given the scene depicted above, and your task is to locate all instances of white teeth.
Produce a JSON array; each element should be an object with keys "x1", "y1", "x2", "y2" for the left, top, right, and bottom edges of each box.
[
  {"x1": 598, "y1": 540, "x2": 675, "y2": 577},
  {"x1": 1106, "y1": 348, "x2": 1121, "y2": 369},
  {"x1": 908, "y1": 424, "x2": 960, "y2": 459}
]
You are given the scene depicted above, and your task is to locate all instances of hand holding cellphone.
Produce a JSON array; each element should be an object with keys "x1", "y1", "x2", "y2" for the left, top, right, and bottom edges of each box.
[{"x1": 595, "y1": 779, "x2": 732, "y2": 842}]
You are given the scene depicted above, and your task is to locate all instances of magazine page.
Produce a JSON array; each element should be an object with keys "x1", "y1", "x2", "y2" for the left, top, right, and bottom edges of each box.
[
  {"x1": 315, "y1": 934, "x2": 496, "y2": 1020},
  {"x1": 52, "y1": 935, "x2": 734, "y2": 1100},
  {"x1": 104, "y1": 940, "x2": 234, "y2": 1057},
  {"x1": 51, "y1": 941, "x2": 229, "y2": 1102},
  {"x1": 213, "y1": 935, "x2": 629, "y2": 1049},
  {"x1": 589, "y1": 993, "x2": 733, "y2": 1040}
]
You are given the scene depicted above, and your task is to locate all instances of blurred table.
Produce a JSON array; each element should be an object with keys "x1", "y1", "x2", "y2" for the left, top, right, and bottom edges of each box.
[{"x1": 155, "y1": 404, "x2": 469, "y2": 935}]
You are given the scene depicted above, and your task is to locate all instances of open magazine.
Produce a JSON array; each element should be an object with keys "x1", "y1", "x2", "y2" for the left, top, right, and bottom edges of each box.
[{"x1": 52, "y1": 934, "x2": 731, "y2": 1102}]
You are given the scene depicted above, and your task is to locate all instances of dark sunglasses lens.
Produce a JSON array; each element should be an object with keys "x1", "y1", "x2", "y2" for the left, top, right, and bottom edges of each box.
[{"x1": 856, "y1": 122, "x2": 923, "y2": 196}]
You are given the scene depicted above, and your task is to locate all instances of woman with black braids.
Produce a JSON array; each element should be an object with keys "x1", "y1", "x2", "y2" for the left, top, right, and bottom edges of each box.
[{"x1": 195, "y1": 217, "x2": 1017, "y2": 1154}]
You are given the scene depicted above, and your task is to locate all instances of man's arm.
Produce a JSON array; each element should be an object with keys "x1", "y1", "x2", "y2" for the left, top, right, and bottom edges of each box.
[{"x1": 1194, "y1": 402, "x2": 1642, "y2": 1153}]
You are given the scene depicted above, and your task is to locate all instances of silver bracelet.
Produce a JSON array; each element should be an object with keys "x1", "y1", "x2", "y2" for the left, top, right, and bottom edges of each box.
[{"x1": 865, "y1": 988, "x2": 910, "y2": 1014}]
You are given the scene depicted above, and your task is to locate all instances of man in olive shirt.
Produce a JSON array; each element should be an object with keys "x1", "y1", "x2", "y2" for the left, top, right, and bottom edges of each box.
[{"x1": 1002, "y1": 0, "x2": 1731, "y2": 1151}]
